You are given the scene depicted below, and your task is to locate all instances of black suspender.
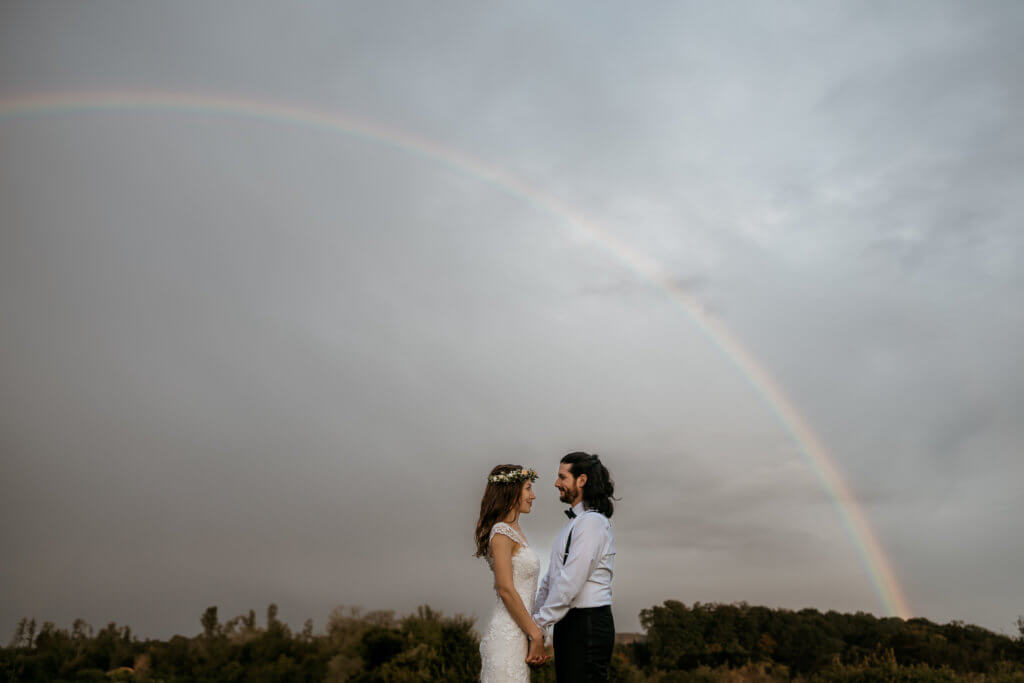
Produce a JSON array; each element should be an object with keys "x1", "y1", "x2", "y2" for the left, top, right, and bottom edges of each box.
[{"x1": 562, "y1": 519, "x2": 576, "y2": 564}]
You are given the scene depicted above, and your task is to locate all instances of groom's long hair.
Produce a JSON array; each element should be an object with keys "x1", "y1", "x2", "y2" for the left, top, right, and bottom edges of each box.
[
  {"x1": 474, "y1": 464, "x2": 527, "y2": 558},
  {"x1": 562, "y1": 452, "x2": 618, "y2": 518}
]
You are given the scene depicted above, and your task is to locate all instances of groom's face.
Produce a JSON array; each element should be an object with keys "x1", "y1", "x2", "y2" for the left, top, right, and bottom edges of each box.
[{"x1": 556, "y1": 463, "x2": 581, "y2": 505}]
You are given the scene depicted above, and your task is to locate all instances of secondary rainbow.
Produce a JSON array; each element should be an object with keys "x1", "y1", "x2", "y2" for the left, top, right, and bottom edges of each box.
[{"x1": 0, "y1": 89, "x2": 913, "y2": 619}]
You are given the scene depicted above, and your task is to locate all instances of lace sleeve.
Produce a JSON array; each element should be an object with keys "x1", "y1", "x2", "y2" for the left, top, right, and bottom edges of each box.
[{"x1": 489, "y1": 522, "x2": 522, "y2": 545}]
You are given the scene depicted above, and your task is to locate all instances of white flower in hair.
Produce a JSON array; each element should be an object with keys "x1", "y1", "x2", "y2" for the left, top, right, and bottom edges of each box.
[{"x1": 487, "y1": 467, "x2": 539, "y2": 484}]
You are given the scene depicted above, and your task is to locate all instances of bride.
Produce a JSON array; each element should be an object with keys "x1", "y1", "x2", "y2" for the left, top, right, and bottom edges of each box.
[{"x1": 475, "y1": 464, "x2": 550, "y2": 681}]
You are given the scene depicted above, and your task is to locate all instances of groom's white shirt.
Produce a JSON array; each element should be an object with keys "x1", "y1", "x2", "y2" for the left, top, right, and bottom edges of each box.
[{"x1": 532, "y1": 501, "x2": 615, "y2": 640}]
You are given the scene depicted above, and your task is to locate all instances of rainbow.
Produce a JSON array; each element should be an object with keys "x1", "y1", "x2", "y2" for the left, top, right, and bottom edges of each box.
[{"x1": 0, "y1": 90, "x2": 912, "y2": 619}]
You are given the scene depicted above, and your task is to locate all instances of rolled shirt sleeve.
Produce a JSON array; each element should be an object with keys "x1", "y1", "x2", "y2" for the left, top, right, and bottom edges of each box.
[{"x1": 534, "y1": 566, "x2": 551, "y2": 618}]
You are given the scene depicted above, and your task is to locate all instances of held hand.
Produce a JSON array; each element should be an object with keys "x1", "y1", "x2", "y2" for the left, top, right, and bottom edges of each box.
[
  {"x1": 526, "y1": 634, "x2": 548, "y2": 665},
  {"x1": 532, "y1": 616, "x2": 552, "y2": 650}
]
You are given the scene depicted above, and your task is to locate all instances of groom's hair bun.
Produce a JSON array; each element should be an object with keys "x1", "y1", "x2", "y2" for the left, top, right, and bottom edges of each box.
[{"x1": 561, "y1": 451, "x2": 619, "y2": 518}]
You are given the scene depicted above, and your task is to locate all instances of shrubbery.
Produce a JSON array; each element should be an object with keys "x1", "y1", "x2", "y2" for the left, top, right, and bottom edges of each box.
[
  {"x1": 3, "y1": 601, "x2": 1023, "y2": 681},
  {"x1": 1, "y1": 604, "x2": 481, "y2": 682},
  {"x1": 635, "y1": 601, "x2": 1024, "y2": 681}
]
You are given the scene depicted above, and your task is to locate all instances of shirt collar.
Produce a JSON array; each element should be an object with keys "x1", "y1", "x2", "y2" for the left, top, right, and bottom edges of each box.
[{"x1": 571, "y1": 501, "x2": 585, "y2": 517}]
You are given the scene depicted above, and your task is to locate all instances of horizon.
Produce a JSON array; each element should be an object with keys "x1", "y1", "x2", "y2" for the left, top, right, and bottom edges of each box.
[{"x1": 8, "y1": 596, "x2": 1022, "y2": 644}]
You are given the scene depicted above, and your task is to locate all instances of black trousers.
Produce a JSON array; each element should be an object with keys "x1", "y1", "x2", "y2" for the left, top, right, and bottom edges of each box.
[{"x1": 553, "y1": 605, "x2": 614, "y2": 682}]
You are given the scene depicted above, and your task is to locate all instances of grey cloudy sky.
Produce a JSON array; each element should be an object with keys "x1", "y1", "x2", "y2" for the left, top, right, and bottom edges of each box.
[{"x1": 2, "y1": 1, "x2": 1022, "y2": 639}]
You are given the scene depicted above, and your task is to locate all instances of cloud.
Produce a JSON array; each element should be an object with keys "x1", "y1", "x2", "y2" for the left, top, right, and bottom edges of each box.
[{"x1": 2, "y1": 0, "x2": 1022, "y2": 638}]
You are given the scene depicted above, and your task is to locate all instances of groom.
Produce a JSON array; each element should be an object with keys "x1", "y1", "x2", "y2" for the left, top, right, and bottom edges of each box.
[{"x1": 532, "y1": 452, "x2": 617, "y2": 681}]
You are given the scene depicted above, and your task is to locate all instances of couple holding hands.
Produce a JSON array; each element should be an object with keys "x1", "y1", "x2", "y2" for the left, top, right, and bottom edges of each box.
[{"x1": 475, "y1": 451, "x2": 617, "y2": 682}]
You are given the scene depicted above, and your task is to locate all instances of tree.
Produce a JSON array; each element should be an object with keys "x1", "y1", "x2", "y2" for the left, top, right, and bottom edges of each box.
[
  {"x1": 266, "y1": 603, "x2": 279, "y2": 629},
  {"x1": 72, "y1": 618, "x2": 93, "y2": 640},
  {"x1": 8, "y1": 617, "x2": 27, "y2": 648},
  {"x1": 34, "y1": 621, "x2": 62, "y2": 650},
  {"x1": 200, "y1": 606, "x2": 220, "y2": 639}
]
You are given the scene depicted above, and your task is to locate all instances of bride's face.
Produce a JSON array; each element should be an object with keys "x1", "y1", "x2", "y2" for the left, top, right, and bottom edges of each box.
[{"x1": 517, "y1": 480, "x2": 536, "y2": 514}]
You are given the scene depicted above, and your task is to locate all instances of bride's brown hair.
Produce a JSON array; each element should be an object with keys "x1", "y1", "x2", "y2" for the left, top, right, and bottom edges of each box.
[{"x1": 474, "y1": 464, "x2": 528, "y2": 558}]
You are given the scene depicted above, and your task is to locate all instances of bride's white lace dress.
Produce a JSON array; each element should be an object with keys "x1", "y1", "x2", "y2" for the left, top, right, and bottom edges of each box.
[{"x1": 480, "y1": 522, "x2": 541, "y2": 682}]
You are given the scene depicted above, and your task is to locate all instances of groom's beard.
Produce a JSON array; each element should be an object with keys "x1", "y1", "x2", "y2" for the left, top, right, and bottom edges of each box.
[{"x1": 558, "y1": 487, "x2": 576, "y2": 504}]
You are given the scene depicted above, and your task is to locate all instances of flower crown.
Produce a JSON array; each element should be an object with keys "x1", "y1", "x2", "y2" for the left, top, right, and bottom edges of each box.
[{"x1": 488, "y1": 468, "x2": 539, "y2": 485}]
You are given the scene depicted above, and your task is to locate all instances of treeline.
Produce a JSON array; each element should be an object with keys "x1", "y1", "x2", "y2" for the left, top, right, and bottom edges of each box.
[
  {"x1": 3, "y1": 601, "x2": 1024, "y2": 681},
  {"x1": 1, "y1": 604, "x2": 482, "y2": 682},
  {"x1": 630, "y1": 600, "x2": 1024, "y2": 681}
]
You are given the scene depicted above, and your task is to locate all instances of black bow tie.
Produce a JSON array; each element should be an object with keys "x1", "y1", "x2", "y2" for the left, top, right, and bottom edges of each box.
[{"x1": 565, "y1": 508, "x2": 576, "y2": 519}]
